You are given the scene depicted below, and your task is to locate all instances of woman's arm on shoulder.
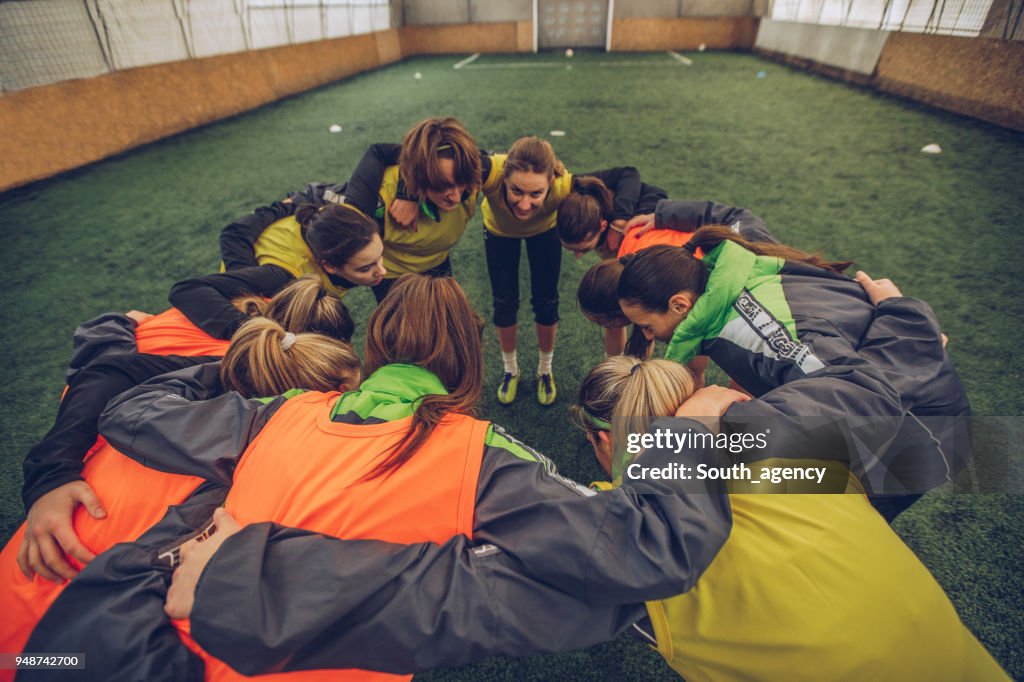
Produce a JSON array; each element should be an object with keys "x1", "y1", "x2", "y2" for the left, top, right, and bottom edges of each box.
[
  {"x1": 653, "y1": 199, "x2": 777, "y2": 242},
  {"x1": 470, "y1": 423, "x2": 731, "y2": 603},
  {"x1": 343, "y1": 143, "x2": 402, "y2": 216},
  {"x1": 579, "y1": 167, "x2": 642, "y2": 220},
  {"x1": 24, "y1": 354, "x2": 216, "y2": 510},
  {"x1": 19, "y1": 353, "x2": 214, "y2": 580},
  {"x1": 169, "y1": 265, "x2": 295, "y2": 340},
  {"x1": 64, "y1": 312, "x2": 139, "y2": 383},
  {"x1": 186, "y1": 521, "x2": 647, "y2": 676},
  {"x1": 220, "y1": 200, "x2": 299, "y2": 271},
  {"x1": 98, "y1": 363, "x2": 287, "y2": 484}
]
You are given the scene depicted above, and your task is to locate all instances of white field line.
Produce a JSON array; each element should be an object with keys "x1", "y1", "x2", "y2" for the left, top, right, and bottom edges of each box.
[
  {"x1": 667, "y1": 51, "x2": 693, "y2": 65},
  {"x1": 453, "y1": 53, "x2": 481, "y2": 69},
  {"x1": 459, "y1": 60, "x2": 686, "y2": 70}
]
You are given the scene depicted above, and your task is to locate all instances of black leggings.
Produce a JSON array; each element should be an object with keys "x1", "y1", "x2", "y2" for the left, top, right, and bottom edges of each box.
[
  {"x1": 484, "y1": 226, "x2": 561, "y2": 328},
  {"x1": 371, "y1": 256, "x2": 453, "y2": 303}
]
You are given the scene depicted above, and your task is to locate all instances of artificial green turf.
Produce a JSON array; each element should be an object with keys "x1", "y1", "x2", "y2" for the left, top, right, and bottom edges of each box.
[{"x1": 0, "y1": 50, "x2": 1021, "y2": 679}]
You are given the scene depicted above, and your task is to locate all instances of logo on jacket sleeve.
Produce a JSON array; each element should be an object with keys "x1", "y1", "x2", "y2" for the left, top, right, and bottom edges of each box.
[{"x1": 729, "y1": 290, "x2": 825, "y2": 374}]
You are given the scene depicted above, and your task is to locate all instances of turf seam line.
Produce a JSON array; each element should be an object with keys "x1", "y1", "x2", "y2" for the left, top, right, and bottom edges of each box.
[
  {"x1": 668, "y1": 50, "x2": 693, "y2": 65},
  {"x1": 459, "y1": 61, "x2": 686, "y2": 70},
  {"x1": 453, "y1": 53, "x2": 481, "y2": 69}
]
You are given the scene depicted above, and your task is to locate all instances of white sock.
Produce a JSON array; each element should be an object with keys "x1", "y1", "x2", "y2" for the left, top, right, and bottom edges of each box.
[
  {"x1": 537, "y1": 350, "x2": 554, "y2": 376},
  {"x1": 502, "y1": 351, "x2": 519, "y2": 376}
]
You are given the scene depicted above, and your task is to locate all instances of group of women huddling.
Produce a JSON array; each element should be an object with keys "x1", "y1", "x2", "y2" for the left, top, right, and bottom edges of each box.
[{"x1": 1, "y1": 117, "x2": 1007, "y2": 681}]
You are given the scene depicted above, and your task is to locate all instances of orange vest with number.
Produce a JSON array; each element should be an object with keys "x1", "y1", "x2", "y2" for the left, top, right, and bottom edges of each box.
[{"x1": 176, "y1": 390, "x2": 488, "y2": 682}]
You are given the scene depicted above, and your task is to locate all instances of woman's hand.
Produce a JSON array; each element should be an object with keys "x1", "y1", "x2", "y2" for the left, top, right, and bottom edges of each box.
[
  {"x1": 165, "y1": 508, "x2": 243, "y2": 619},
  {"x1": 388, "y1": 199, "x2": 420, "y2": 232},
  {"x1": 674, "y1": 385, "x2": 751, "y2": 433},
  {"x1": 125, "y1": 310, "x2": 154, "y2": 325},
  {"x1": 17, "y1": 481, "x2": 105, "y2": 582},
  {"x1": 856, "y1": 271, "x2": 948, "y2": 348},
  {"x1": 625, "y1": 213, "x2": 655, "y2": 236},
  {"x1": 855, "y1": 271, "x2": 902, "y2": 305}
]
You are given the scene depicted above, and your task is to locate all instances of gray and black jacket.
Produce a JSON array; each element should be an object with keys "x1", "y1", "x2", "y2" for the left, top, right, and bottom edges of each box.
[{"x1": 22, "y1": 363, "x2": 732, "y2": 680}]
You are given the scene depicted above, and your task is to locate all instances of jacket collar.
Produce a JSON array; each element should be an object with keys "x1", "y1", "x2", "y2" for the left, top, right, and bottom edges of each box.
[{"x1": 330, "y1": 364, "x2": 448, "y2": 422}]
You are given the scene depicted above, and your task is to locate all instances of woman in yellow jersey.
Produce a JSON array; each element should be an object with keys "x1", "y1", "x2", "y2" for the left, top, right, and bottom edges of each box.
[
  {"x1": 170, "y1": 203, "x2": 385, "y2": 340},
  {"x1": 217, "y1": 117, "x2": 483, "y2": 306},
  {"x1": 362, "y1": 117, "x2": 482, "y2": 302},
  {"x1": 563, "y1": 356, "x2": 1008, "y2": 682},
  {"x1": 472, "y1": 137, "x2": 653, "y2": 407}
]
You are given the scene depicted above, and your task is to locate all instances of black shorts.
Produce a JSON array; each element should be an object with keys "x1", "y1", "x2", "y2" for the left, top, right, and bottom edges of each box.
[{"x1": 483, "y1": 227, "x2": 560, "y2": 327}]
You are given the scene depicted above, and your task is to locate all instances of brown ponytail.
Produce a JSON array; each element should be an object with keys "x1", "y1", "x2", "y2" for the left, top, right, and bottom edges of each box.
[
  {"x1": 295, "y1": 203, "x2": 378, "y2": 272},
  {"x1": 361, "y1": 274, "x2": 485, "y2": 480},
  {"x1": 687, "y1": 225, "x2": 852, "y2": 274},
  {"x1": 504, "y1": 136, "x2": 565, "y2": 179},
  {"x1": 557, "y1": 176, "x2": 614, "y2": 245},
  {"x1": 618, "y1": 245, "x2": 709, "y2": 313},
  {"x1": 220, "y1": 317, "x2": 360, "y2": 397},
  {"x1": 230, "y1": 295, "x2": 268, "y2": 319},
  {"x1": 263, "y1": 275, "x2": 355, "y2": 342}
]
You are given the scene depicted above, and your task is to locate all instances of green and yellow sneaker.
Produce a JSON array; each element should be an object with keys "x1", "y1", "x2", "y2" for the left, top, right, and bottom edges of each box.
[
  {"x1": 537, "y1": 373, "x2": 557, "y2": 406},
  {"x1": 497, "y1": 372, "x2": 519, "y2": 405}
]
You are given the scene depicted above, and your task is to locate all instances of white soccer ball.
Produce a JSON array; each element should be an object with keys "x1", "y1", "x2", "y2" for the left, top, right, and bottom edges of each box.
[
  {"x1": 698, "y1": 43, "x2": 706, "y2": 52},
  {"x1": 414, "y1": 72, "x2": 422, "y2": 80},
  {"x1": 328, "y1": 124, "x2": 342, "y2": 133},
  {"x1": 565, "y1": 48, "x2": 574, "y2": 58}
]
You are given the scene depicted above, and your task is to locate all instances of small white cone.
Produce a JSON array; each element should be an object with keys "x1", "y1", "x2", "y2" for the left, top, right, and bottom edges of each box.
[
  {"x1": 328, "y1": 124, "x2": 342, "y2": 133},
  {"x1": 414, "y1": 72, "x2": 422, "y2": 79},
  {"x1": 921, "y1": 143, "x2": 942, "y2": 154},
  {"x1": 550, "y1": 130, "x2": 566, "y2": 137}
]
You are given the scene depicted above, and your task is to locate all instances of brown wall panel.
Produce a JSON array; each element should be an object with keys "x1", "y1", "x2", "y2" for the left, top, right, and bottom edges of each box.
[
  {"x1": 611, "y1": 17, "x2": 757, "y2": 51},
  {"x1": 876, "y1": 33, "x2": 1024, "y2": 131},
  {"x1": 376, "y1": 28, "x2": 404, "y2": 64},
  {"x1": 516, "y1": 20, "x2": 535, "y2": 52},
  {"x1": 0, "y1": 33, "x2": 385, "y2": 192},
  {"x1": 398, "y1": 22, "x2": 526, "y2": 55}
]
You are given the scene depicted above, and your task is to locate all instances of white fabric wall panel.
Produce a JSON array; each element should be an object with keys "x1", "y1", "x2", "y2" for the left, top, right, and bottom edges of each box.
[
  {"x1": 248, "y1": 6, "x2": 292, "y2": 49},
  {"x1": 188, "y1": 0, "x2": 248, "y2": 57},
  {"x1": 292, "y1": 6, "x2": 325, "y2": 43},
  {"x1": 96, "y1": 0, "x2": 190, "y2": 68},
  {"x1": 756, "y1": 18, "x2": 889, "y2": 74},
  {"x1": 0, "y1": 0, "x2": 110, "y2": 91},
  {"x1": 350, "y1": 5, "x2": 379, "y2": 34},
  {"x1": 325, "y1": 5, "x2": 355, "y2": 38}
]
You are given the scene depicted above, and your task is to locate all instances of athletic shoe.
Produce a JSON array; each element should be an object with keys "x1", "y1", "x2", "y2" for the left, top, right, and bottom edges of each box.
[
  {"x1": 537, "y1": 373, "x2": 557, "y2": 406},
  {"x1": 497, "y1": 372, "x2": 519, "y2": 405}
]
